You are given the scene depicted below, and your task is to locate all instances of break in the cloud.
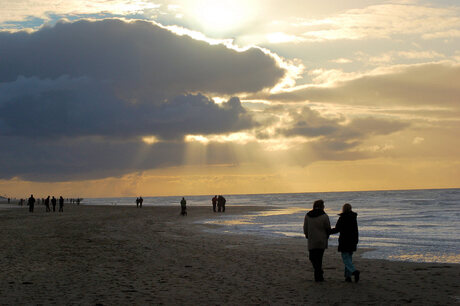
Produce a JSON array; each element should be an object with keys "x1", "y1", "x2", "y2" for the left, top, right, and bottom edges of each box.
[
  {"x1": 0, "y1": 19, "x2": 285, "y2": 181},
  {"x1": 268, "y1": 62, "x2": 460, "y2": 108}
]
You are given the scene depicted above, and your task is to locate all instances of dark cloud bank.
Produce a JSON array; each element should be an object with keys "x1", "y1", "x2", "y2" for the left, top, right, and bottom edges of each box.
[{"x1": 0, "y1": 19, "x2": 285, "y2": 181}]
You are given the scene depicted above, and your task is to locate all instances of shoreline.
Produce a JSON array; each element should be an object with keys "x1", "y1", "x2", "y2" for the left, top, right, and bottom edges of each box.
[
  {"x1": 2, "y1": 203, "x2": 458, "y2": 264},
  {"x1": 0, "y1": 205, "x2": 458, "y2": 304}
]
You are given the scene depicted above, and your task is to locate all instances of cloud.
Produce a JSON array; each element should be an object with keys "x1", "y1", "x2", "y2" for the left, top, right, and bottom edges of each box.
[
  {"x1": 296, "y1": 4, "x2": 460, "y2": 41},
  {"x1": 0, "y1": 76, "x2": 255, "y2": 140},
  {"x1": 269, "y1": 63, "x2": 460, "y2": 107},
  {"x1": 412, "y1": 137, "x2": 424, "y2": 145},
  {"x1": 0, "y1": 19, "x2": 285, "y2": 181},
  {"x1": 0, "y1": 136, "x2": 185, "y2": 181},
  {"x1": 0, "y1": 19, "x2": 285, "y2": 97},
  {"x1": 277, "y1": 106, "x2": 408, "y2": 141},
  {"x1": 257, "y1": 105, "x2": 410, "y2": 162},
  {"x1": 0, "y1": 0, "x2": 160, "y2": 24}
]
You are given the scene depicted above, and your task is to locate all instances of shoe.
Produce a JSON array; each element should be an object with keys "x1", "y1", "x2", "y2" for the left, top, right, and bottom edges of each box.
[
  {"x1": 352, "y1": 270, "x2": 360, "y2": 283},
  {"x1": 345, "y1": 277, "x2": 352, "y2": 282}
]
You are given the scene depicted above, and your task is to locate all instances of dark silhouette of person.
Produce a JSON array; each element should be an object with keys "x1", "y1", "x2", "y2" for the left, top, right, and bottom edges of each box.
[
  {"x1": 217, "y1": 195, "x2": 223, "y2": 212},
  {"x1": 7, "y1": 198, "x2": 10, "y2": 204},
  {"x1": 59, "y1": 196, "x2": 64, "y2": 212},
  {"x1": 76, "y1": 198, "x2": 80, "y2": 205},
  {"x1": 180, "y1": 197, "x2": 187, "y2": 216},
  {"x1": 303, "y1": 199, "x2": 331, "y2": 282},
  {"x1": 51, "y1": 196, "x2": 57, "y2": 212},
  {"x1": 136, "y1": 197, "x2": 139, "y2": 208},
  {"x1": 45, "y1": 196, "x2": 51, "y2": 212},
  {"x1": 139, "y1": 197, "x2": 143, "y2": 208},
  {"x1": 28, "y1": 194, "x2": 35, "y2": 212},
  {"x1": 330, "y1": 203, "x2": 360, "y2": 283},
  {"x1": 212, "y1": 195, "x2": 217, "y2": 212},
  {"x1": 221, "y1": 195, "x2": 226, "y2": 212},
  {"x1": 217, "y1": 195, "x2": 226, "y2": 212}
]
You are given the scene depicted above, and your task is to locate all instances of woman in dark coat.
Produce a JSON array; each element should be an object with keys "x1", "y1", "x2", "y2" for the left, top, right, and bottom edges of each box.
[{"x1": 331, "y1": 203, "x2": 360, "y2": 282}]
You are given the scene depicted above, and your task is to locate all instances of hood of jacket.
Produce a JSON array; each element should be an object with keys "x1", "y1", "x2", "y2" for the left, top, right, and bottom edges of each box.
[
  {"x1": 307, "y1": 209, "x2": 326, "y2": 218},
  {"x1": 338, "y1": 211, "x2": 357, "y2": 218}
]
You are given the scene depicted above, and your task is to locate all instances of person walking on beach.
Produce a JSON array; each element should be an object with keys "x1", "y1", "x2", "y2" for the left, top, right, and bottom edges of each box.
[
  {"x1": 51, "y1": 196, "x2": 57, "y2": 212},
  {"x1": 59, "y1": 196, "x2": 64, "y2": 212},
  {"x1": 303, "y1": 199, "x2": 331, "y2": 282},
  {"x1": 136, "y1": 197, "x2": 139, "y2": 208},
  {"x1": 139, "y1": 197, "x2": 143, "y2": 208},
  {"x1": 180, "y1": 197, "x2": 187, "y2": 216},
  {"x1": 45, "y1": 196, "x2": 51, "y2": 212},
  {"x1": 28, "y1": 194, "x2": 35, "y2": 213},
  {"x1": 212, "y1": 195, "x2": 217, "y2": 212},
  {"x1": 330, "y1": 203, "x2": 360, "y2": 283}
]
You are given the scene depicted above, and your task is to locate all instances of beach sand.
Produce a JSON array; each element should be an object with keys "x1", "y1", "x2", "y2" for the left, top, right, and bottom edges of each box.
[{"x1": 0, "y1": 205, "x2": 458, "y2": 305}]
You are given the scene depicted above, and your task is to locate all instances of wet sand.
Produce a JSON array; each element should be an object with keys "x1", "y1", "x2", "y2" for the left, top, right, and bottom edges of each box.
[{"x1": 0, "y1": 205, "x2": 458, "y2": 305}]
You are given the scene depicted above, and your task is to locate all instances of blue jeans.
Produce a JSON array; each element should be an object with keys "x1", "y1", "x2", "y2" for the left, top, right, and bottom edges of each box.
[{"x1": 341, "y1": 252, "x2": 356, "y2": 278}]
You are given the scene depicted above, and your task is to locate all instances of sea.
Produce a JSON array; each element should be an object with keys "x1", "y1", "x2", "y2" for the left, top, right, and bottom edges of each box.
[{"x1": 82, "y1": 188, "x2": 460, "y2": 264}]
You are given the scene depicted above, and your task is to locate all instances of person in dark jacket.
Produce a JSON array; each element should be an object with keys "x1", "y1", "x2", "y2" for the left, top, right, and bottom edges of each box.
[
  {"x1": 303, "y1": 199, "x2": 331, "y2": 282},
  {"x1": 180, "y1": 197, "x2": 187, "y2": 216},
  {"x1": 59, "y1": 196, "x2": 64, "y2": 212},
  {"x1": 45, "y1": 196, "x2": 51, "y2": 212},
  {"x1": 330, "y1": 203, "x2": 360, "y2": 283},
  {"x1": 28, "y1": 194, "x2": 35, "y2": 213},
  {"x1": 212, "y1": 196, "x2": 217, "y2": 212},
  {"x1": 51, "y1": 196, "x2": 57, "y2": 212}
]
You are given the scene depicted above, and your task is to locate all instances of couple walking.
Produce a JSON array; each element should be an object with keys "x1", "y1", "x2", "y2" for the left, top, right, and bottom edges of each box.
[{"x1": 303, "y1": 199, "x2": 360, "y2": 283}]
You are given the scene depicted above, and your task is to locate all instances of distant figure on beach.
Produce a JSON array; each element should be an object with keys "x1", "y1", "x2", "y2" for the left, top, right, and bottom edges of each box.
[
  {"x1": 180, "y1": 197, "x2": 187, "y2": 216},
  {"x1": 217, "y1": 195, "x2": 226, "y2": 212},
  {"x1": 59, "y1": 196, "x2": 64, "y2": 212},
  {"x1": 212, "y1": 195, "x2": 217, "y2": 212},
  {"x1": 76, "y1": 198, "x2": 80, "y2": 205},
  {"x1": 45, "y1": 196, "x2": 51, "y2": 212},
  {"x1": 28, "y1": 194, "x2": 35, "y2": 212},
  {"x1": 139, "y1": 197, "x2": 143, "y2": 208},
  {"x1": 330, "y1": 203, "x2": 360, "y2": 283},
  {"x1": 221, "y1": 195, "x2": 226, "y2": 212},
  {"x1": 136, "y1": 197, "x2": 139, "y2": 208},
  {"x1": 303, "y1": 199, "x2": 331, "y2": 282},
  {"x1": 7, "y1": 198, "x2": 10, "y2": 204},
  {"x1": 51, "y1": 196, "x2": 57, "y2": 212}
]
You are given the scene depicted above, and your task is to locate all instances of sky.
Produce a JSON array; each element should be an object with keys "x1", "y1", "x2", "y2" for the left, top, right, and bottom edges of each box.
[{"x1": 0, "y1": 0, "x2": 459, "y2": 198}]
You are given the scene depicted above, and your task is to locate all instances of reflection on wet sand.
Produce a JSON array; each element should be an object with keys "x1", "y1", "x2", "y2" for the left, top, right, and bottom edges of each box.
[
  {"x1": 204, "y1": 207, "x2": 306, "y2": 226},
  {"x1": 389, "y1": 253, "x2": 460, "y2": 263}
]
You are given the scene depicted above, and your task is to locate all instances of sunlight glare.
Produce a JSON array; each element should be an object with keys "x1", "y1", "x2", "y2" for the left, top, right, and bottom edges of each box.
[
  {"x1": 185, "y1": 132, "x2": 254, "y2": 145},
  {"x1": 187, "y1": 0, "x2": 254, "y2": 34},
  {"x1": 142, "y1": 136, "x2": 159, "y2": 145}
]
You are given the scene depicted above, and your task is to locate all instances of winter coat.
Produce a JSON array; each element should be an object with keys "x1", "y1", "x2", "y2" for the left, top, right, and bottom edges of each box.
[
  {"x1": 330, "y1": 211, "x2": 359, "y2": 252},
  {"x1": 303, "y1": 209, "x2": 331, "y2": 250}
]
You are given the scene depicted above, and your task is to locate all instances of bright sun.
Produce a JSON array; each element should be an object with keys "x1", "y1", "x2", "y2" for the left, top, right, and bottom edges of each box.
[{"x1": 187, "y1": 0, "x2": 254, "y2": 35}]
